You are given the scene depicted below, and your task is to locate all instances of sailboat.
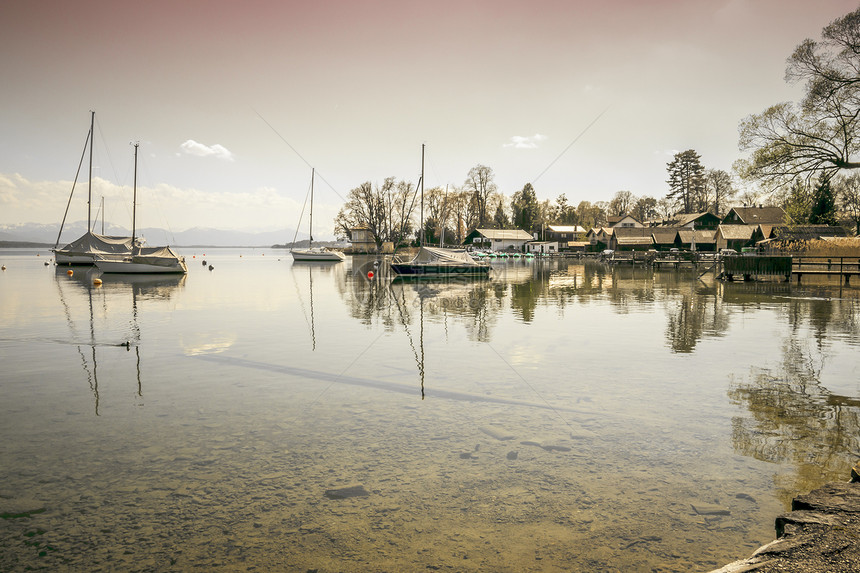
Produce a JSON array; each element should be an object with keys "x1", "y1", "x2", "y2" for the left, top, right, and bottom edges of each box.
[
  {"x1": 53, "y1": 111, "x2": 140, "y2": 265},
  {"x1": 291, "y1": 168, "x2": 345, "y2": 262},
  {"x1": 94, "y1": 143, "x2": 188, "y2": 274},
  {"x1": 390, "y1": 145, "x2": 491, "y2": 277}
]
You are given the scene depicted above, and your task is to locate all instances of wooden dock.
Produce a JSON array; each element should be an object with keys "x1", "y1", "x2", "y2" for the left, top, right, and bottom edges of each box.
[{"x1": 792, "y1": 256, "x2": 860, "y2": 285}]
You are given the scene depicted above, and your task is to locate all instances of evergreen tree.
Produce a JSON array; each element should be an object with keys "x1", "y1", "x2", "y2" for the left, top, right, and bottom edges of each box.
[
  {"x1": 666, "y1": 150, "x2": 705, "y2": 214},
  {"x1": 809, "y1": 175, "x2": 839, "y2": 226},
  {"x1": 511, "y1": 183, "x2": 539, "y2": 231}
]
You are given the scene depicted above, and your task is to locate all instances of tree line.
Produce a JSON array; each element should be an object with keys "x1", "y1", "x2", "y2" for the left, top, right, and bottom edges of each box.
[{"x1": 336, "y1": 7, "x2": 860, "y2": 248}]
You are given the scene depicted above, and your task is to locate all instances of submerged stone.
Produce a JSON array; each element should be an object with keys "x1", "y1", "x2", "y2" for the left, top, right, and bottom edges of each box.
[
  {"x1": 691, "y1": 503, "x2": 730, "y2": 516},
  {"x1": 324, "y1": 485, "x2": 370, "y2": 500}
]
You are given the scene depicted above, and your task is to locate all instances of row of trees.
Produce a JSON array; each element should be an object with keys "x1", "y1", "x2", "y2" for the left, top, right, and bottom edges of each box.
[{"x1": 336, "y1": 7, "x2": 860, "y2": 247}]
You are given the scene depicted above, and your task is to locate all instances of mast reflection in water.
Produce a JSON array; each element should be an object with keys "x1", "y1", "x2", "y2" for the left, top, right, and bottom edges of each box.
[{"x1": 1, "y1": 250, "x2": 859, "y2": 572}]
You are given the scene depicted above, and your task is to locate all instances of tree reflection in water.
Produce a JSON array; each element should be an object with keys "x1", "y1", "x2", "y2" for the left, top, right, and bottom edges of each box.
[
  {"x1": 341, "y1": 257, "x2": 860, "y2": 507},
  {"x1": 729, "y1": 291, "x2": 860, "y2": 506}
]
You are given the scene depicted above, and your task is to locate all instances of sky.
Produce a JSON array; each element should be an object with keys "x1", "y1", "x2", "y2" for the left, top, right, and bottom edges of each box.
[{"x1": 1, "y1": 0, "x2": 858, "y2": 238}]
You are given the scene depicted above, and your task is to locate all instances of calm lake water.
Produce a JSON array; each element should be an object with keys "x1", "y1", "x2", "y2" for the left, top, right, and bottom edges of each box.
[{"x1": 1, "y1": 248, "x2": 859, "y2": 572}]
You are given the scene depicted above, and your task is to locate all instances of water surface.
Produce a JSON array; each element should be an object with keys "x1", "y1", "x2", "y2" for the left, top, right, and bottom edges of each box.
[{"x1": 1, "y1": 248, "x2": 858, "y2": 571}]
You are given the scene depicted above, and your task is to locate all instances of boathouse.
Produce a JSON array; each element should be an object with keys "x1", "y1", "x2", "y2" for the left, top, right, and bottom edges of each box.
[
  {"x1": 349, "y1": 226, "x2": 377, "y2": 254},
  {"x1": 715, "y1": 224, "x2": 757, "y2": 251},
  {"x1": 676, "y1": 229, "x2": 716, "y2": 251},
  {"x1": 464, "y1": 228, "x2": 534, "y2": 251},
  {"x1": 610, "y1": 227, "x2": 653, "y2": 251}
]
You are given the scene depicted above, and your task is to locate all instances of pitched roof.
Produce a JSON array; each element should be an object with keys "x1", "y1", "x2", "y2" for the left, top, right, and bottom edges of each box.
[
  {"x1": 724, "y1": 206, "x2": 786, "y2": 225},
  {"x1": 770, "y1": 225, "x2": 848, "y2": 240},
  {"x1": 616, "y1": 236, "x2": 653, "y2": 246},
  {"x1": 472, "y1": 228, "x2": 534, "y2": 240},
  {"x1": 612, "y1": 227, "x2": 651, "y2": 238},
  {"x1": 651, "y1": 228, "x2": 680, "y2": 243},
  {"x1": 717, "y1": 224, "x2": 757, "y2": 240},
  {"x1": 546, "y1": 225, "x2": 586, "y2": 233},
  {"x1": 677, "y1": 229, "x2": 717, "y2": 243},
  {"x1": 674, "y1": 212, "x2": 720, "y2": 227},
  {"x1": 607, "y1": 214, "x2": 642, "y2": 226}
]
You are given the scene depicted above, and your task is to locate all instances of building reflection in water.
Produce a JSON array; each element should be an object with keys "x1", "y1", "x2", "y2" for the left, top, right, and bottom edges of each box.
[{"x1": 338, "y1": 257, "x2": 860, "y2": 501}]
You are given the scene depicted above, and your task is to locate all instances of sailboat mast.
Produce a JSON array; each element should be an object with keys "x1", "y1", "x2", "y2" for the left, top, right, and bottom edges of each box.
[
  {"x1": 309, "y1": 168, "x2": 314, "y2": 248},
  {"x1": 87, "y1": 111, "x2": 94, "y2": 231},
  {"x1": 132, "y1": 143, "x2": 138, "y2": 245},
  {"x1": 420, "y1": 144, "x2": 425, "y2": 248}
]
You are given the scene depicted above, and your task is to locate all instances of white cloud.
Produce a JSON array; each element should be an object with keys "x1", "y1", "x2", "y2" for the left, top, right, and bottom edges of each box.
[
  {"x1": 179, "y1": 139, "x2": 235, "y2": 161},
  {"x1": 503, "y1": 134, "x2": 547, "y2": 149}
]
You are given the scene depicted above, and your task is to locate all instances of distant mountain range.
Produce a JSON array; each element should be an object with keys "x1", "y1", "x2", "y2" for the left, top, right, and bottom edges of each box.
[{"x1": 0, "y1": 221, "x2": 336, "y2": 247}]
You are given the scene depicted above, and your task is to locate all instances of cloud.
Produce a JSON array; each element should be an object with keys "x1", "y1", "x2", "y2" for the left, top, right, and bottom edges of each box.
[
  {"x1": 503, "y1": 134, "x2": 547, "y2": 149},
  {"x1": 179, "y1": 139, "x2": 235, "y2": 161}
]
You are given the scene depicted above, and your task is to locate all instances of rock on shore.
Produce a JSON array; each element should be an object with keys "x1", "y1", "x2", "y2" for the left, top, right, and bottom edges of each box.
[{"x1": 710, "y1": 462, "x2": 860, "y2": 573}]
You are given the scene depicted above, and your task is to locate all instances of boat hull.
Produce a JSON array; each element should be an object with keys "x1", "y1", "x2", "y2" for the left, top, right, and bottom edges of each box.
[
  {"x1": 54, "y1": 252, "x2": 98, "y2": 265},
  {"x1": 389, "y1": 263, "x2": 491, "y2": 277},
  {"x1": 95, "y1": 259, "x2": 188, "y2": 274},
  {"x1": 291, "y1": 249, "x2": 345, "y2": 262}
]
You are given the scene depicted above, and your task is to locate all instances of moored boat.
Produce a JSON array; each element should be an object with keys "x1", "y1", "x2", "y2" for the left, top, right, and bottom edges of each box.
[
  {"x1": 390, "y1": 145, "x2": 490, "y2": 278},
  {"x1": 92, "y1": 143, "x2": 187, "y2": 275},
  {"x1": 53, "y1": 111, "x2": 136, "y2": 264},
  {"x1": 291, "y1": 168, "x2": 345, "y2": 262}
]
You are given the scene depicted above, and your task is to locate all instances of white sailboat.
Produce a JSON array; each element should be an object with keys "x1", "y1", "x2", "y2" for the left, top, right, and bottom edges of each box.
[
  {"x1": 94, "y1": 144, "x2": 188, "y2": 274},
  {"x1": 54, "y1": 111, "x2": 139, "y2": 265},
  {"x1": 291, "y1": 168, "x2": 345, "y2": 262}
]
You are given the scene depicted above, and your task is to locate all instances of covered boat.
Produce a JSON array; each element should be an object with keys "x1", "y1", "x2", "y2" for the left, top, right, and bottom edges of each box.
[
  {"x1": 390, "y1": 246, "x2": 491, "y2": 277},
  {"x1": 53, "y1": 111, "x2": 135, "y2": 265},
  {"x1": 95, "y1": 246, "x2": 187, "y2": 274},
  {"x1": 55, "y1": 231, "x2": 140, "y2": 265}
]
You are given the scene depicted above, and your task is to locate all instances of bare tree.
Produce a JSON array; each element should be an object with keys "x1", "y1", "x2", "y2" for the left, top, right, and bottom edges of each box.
[
  {"x1": 705, "y1": 169, "x2": 736, "y2": 216},
  {"x1": 334, "y1": 178, "x2": 417, "y2": 249},
  {"x1": 608, "y1": 190, "x2": 636, "y2": 216},
  {"x1": 738, "y1": 8, "x2": 860, "y2": 186},
  {"x1": 464, "y1": 165, "x2": 497, "y2": 227}
]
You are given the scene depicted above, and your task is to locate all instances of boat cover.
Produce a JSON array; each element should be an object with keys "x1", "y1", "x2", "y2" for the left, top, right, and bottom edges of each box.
[
  {"x1": 131, "y1": 246, "x2": 183, "y2": 267},
  {"x1": 56, "y1": 231, "x2": 137, "y2": 255},
  {"x1": 412, "y1": 247, "x2": 483, "y2": 265}
]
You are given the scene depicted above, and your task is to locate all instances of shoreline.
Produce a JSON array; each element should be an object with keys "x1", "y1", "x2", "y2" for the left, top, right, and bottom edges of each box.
[{"x1": 710, "y1": 462, "x2": 860, "y2": 572}]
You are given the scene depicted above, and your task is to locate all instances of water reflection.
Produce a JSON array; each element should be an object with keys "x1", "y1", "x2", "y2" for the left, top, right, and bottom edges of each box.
[
  {"x1": 729, "y1": 290, "x2": 860, "y2": 503},
  {"x1": 52, "y1": 268, "x2": 185, "y2": 414}
]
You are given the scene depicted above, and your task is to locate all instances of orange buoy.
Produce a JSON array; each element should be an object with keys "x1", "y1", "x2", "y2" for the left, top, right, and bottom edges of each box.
[
  {"x1": 67, "y1": 269, "x2": 73, "y2": 276},
  {"x1": 93, "y1": 278, "x2": 103, "y2": 286}
]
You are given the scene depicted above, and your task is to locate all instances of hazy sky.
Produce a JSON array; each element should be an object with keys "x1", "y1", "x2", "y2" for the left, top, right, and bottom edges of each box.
[{"x1": 1, "y1": 0, "x2": 857, "y2": 237}]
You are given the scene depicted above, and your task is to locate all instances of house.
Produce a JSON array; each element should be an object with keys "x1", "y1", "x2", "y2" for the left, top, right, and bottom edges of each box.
[
  {"x1": 675, "y1": 229, "x2": 717, "y2": 251},
  {"x1": 349, "y1": 226, "x2": 377, "y2": 254},
  {"x1": 586, "y1": 227, "x2": 612, "y2": 251},
  {"x1": 651, "y1": 228, "x2": 680, "y2": 251},
  {"x1": 464, "y1": 228, "x2": 534, "y2": 251},
  {"x1": 669, "y1": 212, "x2": 721, "y2": 230},
  {"x1": 526, "y1": 241, "x2": 558, "y2": 254},
  {"x1": 607, "y1": 214, "x2": 643, "y2": 228},
  {"x1": 722, "y1": 206, "x2": 786, "y2": 226},
  {"x1": 715, "y1": 224, "x2": 758, "y2": 251},
  {"x1": 609, "y1": 227, "x2": 653, "y2": 251},
  {"x1": 544, "y1": 225, "x2": 587, "y2": 250}
]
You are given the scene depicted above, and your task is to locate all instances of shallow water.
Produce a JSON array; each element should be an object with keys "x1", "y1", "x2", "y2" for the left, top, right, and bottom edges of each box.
[{"x1": 1, "y1": 248, "x2": 859, "y2": 571}]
